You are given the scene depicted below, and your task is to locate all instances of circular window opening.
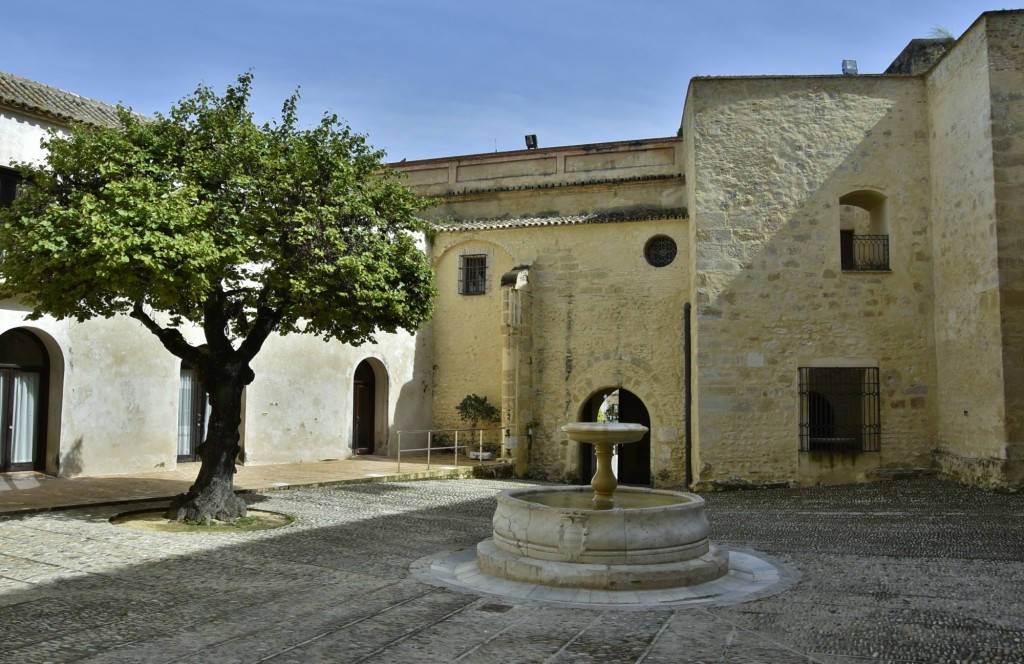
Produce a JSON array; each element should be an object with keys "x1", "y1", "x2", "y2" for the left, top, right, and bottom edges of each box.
[{"x1": 644, "y1": 236, "x2": 677, "y2": 267}]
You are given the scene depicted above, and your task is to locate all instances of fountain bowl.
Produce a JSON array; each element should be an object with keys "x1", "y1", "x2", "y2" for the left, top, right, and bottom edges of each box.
[
  {"x1": 476, "y1": 485, "x2": 729, "y2": 590},
  {"x1": 561, "y1": 421, "x2": 649, "y2": 446}
]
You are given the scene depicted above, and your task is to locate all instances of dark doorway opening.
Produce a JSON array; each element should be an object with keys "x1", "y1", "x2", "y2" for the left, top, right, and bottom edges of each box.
[
  {"x1": 0, "y1": 329, "x2": 49, "y2": 472},
  {"x1": 353, "y1": 360, "x2": 376, "y2": 454},
  {"x1": 578, "y1": 388, "x2": 651, "y2": 486}
]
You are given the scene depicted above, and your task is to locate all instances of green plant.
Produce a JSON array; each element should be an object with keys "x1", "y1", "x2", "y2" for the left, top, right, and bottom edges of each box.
[{"x1": 456, "y1": 394, "x2": 501, "y2": 428}]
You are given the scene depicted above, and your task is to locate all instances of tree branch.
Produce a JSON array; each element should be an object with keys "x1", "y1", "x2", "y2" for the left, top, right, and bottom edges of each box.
[
  {"x1": 237, "y1": 304, "x2": 283, "y2": 364},
  {"x1": 130, "y1": 302, "x2": 202, "y2": 365}
]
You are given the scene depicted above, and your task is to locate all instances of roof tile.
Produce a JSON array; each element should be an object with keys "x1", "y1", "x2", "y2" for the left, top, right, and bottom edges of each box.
[{"x1": 0, "y1": 70, "x2": 123, "y2": 127}]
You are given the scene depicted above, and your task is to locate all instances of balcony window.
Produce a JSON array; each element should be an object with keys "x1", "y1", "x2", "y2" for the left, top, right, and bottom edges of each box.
[{"x1": 839, "y1": 190, "x2": 889, "y2": 271}]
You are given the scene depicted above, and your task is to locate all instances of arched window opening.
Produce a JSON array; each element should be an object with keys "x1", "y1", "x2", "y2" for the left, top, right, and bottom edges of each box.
[{"x1": 839, "y1": 190, "x2": 889, "y2": 271}]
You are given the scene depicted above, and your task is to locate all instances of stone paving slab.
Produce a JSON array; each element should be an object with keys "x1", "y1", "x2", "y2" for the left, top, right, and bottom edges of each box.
[{"x1": 0, "y1": 478, "x2": 1021, "y2": 663}]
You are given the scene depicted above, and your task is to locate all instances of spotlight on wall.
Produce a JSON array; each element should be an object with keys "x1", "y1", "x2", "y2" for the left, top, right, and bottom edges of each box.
[
  {"x1": 842, "y1": 60, "x2": 858, "y2": 75},
  {"x1": 525, "y1": 134, "x2": 538, "y2": 149}
]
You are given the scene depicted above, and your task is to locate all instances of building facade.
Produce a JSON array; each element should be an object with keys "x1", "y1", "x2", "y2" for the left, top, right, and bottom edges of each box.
[
  {"x1": 401, "y1": 9, "x2": 1024, "y2": 491},
  {"x1": 1, "y1": 10, "x2": 1021, "y2": 491}
]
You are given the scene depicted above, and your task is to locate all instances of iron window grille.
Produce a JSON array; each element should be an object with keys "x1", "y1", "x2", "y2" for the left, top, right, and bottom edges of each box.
[
  {"x1": 644, "y1": 236, "x2": 678, "y2": 267},
  {"x1": 459, "y1": 254, "x2": 487, "y2": 295},
  {"x1": 799, "y1": 366, "x2": 880, "y2": 453},
  {"x1": 840, "y1": 233, "x2": 890, "y2": 271}
]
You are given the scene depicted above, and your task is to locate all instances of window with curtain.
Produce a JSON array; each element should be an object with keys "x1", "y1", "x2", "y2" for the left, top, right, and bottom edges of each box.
[
  {"x1": 178, "y1": 368, "x2": 209, "y2": 459},
  {"x1": 10, "y1": 372, "x2": 39, "y2": 464}
]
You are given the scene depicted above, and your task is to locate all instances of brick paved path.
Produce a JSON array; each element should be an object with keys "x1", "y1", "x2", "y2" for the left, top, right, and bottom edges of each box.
[{"x1": 0, "y1": 477, "x2": 1021, "y2": 663}]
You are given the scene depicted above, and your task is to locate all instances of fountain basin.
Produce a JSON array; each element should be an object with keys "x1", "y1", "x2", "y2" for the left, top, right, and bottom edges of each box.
[
  {"x1": 561, "y1": 421, "x2": 649, "y2": 446},
  {"x1": 477, "y1": 485, "x2": 729, "y2": 590}
]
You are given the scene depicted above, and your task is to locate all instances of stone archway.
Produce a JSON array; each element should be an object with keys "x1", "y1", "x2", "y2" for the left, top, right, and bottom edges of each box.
[
  {"x1": 0, "y1": 328, "x2": 59, "y2": 473},
  {"x1": 578, "y1": 388, "x2": 652, "y2": 487}
]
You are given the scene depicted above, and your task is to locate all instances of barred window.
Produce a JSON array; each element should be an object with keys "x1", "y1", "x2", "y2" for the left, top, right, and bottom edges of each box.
[
  {"x1": 459, "y1": 254, "x2": 487, "y2": 295},
  {"x1": 799, "y1": 367, "x2": 880, "y2": 453}
]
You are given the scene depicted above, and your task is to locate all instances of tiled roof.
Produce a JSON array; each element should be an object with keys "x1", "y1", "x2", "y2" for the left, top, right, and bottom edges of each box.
[
  {"x1": 432, "y1": 207, "x2": 687, "y2": 232},
  {"x1": 0, "y1": 70, "x2": 123, "y2": 127}
]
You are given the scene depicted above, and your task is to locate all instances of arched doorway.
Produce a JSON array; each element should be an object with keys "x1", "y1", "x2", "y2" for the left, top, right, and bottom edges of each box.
[
  {"x1": 0, "y1": 329, "x2": 49, "y2": 472},
  {"x1": 578, "y1": 388, "x2": 651, "y2": 486},
  {"x1": 352, "y1": 359, "x2": 387, "y2": 454}
]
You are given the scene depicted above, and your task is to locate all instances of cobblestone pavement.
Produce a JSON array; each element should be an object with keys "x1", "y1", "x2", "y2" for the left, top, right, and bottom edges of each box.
[{"x1": 0, "y1": 477, "x2": 1021, "y2": 663}]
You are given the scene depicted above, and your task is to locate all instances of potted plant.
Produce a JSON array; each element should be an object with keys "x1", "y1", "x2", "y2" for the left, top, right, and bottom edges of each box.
[{"x1": 456, "y1": 394, "x2": 501, "y2": 459}]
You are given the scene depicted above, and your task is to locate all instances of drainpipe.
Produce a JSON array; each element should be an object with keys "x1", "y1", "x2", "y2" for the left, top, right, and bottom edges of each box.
[{"x1": 684, "y1": 302, "x2": 693, "y2": 488}]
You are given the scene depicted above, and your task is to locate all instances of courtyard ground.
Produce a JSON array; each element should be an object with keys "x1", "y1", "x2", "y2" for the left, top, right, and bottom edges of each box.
[{"x1": 0, "y1": 475, "x2": 1021, "y2": 663}]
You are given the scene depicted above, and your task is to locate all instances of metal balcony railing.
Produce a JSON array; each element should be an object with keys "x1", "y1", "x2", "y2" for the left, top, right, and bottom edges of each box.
[{"x1": 841, "y1": 234, "x2": 890, "y2": 271}]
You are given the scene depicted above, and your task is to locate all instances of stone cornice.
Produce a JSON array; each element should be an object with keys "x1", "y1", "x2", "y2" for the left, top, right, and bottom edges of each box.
[
  {"x1": 435, "y1": 173, "x2": 684, "y2": 199},
  {"x1": 431, "y1": 207, "x2": 688, "y2": 233}
]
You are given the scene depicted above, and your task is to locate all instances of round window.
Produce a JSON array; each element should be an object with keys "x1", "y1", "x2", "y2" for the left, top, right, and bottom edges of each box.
[{"x1": 644, "y1": 236, "x2": 677, "y2": 267}]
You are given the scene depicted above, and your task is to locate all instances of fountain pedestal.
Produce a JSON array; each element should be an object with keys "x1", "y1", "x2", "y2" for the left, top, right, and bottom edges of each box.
[
  {"x1": 475, "y1": 422, "x2": 729, "y2": 590},
  {"x1": 579, "y1": 421, "x2": 638, "y2": 509}
]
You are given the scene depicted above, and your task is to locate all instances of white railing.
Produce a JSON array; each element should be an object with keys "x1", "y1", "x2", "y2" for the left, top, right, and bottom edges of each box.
[{"x1": 395, "y1": 427, "x2": 505, "y2": 473}]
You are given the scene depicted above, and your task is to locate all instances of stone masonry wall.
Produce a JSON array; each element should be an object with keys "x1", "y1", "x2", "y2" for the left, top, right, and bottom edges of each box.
[
  {"x1": 409, "y1": 139, "x2": 690, "y2": 483},
  {"x1": 431, "y1": 218, "x2": 690, "y2": 486},
  {"x1": 400, "y1": 139, "x2": 685, "y2": 221},
  {"x1": 684, "y1": 75, "x2": 937, "y2": 488},
  {"x1": 989, "y1": 13, "x2": 1024, "y2": 485},
  {"x1": 926, "y1": 15, "x2": 1011, "y2": 487},
  {"x1": 428, "y1": 235, "x2": 512, "y2": 442}
]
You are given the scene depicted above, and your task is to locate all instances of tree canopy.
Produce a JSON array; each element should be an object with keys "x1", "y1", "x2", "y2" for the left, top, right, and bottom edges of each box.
[{"x1": 0, "y1": 73, "x2": 436, "y2": 361}]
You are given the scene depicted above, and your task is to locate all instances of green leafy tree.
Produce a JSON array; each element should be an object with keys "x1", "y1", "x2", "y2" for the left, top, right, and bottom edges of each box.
[{"x1": 0, "y1": 74, "x2": 436, "y2": 522}]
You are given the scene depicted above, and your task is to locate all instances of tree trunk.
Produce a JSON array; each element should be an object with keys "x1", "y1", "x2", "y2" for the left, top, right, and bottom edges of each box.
[{"x1": 166, "y1": 364, "x2": 250, "y2": 523}]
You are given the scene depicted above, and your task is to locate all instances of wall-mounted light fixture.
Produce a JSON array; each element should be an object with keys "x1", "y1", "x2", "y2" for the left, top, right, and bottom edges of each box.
[{"x1": 524, "y1": 134, "x2": 538, "y2": 149}]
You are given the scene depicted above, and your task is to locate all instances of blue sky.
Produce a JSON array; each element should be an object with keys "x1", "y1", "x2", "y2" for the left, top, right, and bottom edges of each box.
[{"x1": 3, "y1": 1, "x2": 1010, "y2": 161}]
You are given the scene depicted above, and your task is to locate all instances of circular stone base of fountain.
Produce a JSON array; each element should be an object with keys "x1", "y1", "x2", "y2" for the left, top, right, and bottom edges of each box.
[
  {"x1": 411, "y1": 547, "x2": 795, "y2": 610},
  {"x1": 477, "y1": 538, "x2": 729, "y2": 590},
  {"x1": 479, "y1": 485, "x2": 727, "y2": 590}
]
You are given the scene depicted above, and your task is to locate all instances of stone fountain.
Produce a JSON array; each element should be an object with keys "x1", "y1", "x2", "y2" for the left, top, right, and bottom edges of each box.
[{"x1": 476, "y1": 422, "x2": 729, "y2": 590}]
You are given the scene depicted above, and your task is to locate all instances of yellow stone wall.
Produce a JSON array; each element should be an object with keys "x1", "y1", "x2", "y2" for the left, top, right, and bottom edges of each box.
[
  {"x1": 929, "y1": 12, "x2": 1024, "y2": 488},
  {"x1": 404, "y1": 138, "x2": 691, "y2": 484},
  {"x1": 428, "y1": 235, "x2": 513, "y2": 436},
  {"x1": 429, "y1": 218, "x2": 690, "y2": 484},
  {"x1": 990, "y1": 13, "x2": 1024, "y2": 485},
  {"x1": 682, "y1": 75, "x2": 938, "y2": 488}
]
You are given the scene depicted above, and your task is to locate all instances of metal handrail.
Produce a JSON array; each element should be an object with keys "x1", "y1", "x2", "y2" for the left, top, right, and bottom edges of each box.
[{"x1": 395, "y1": 427, "x2": 505, "y2": 473}]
